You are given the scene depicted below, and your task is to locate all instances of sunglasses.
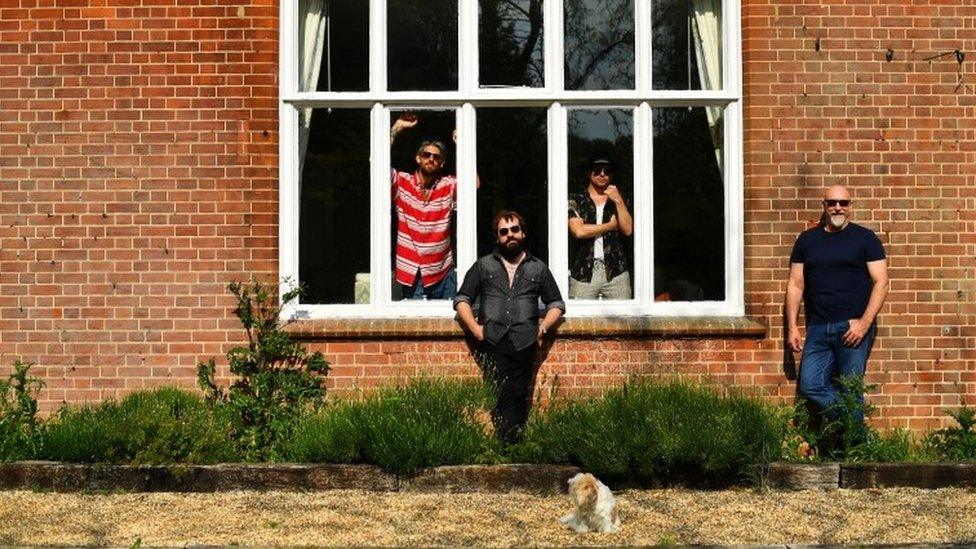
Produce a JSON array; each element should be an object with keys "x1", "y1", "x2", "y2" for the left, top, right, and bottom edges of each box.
[
  {"x1": 823, "y1": 199, "x2": 851, "y2": 207},
  {"x1": 590, "y1": 166, "x2": 614, "y2": 176},
  {"x1": 419, "y1": 150, "x2": 443, "y2": 161},
  {"x1": 497, "y1": 225, "x2": 522, "y2": 237}
]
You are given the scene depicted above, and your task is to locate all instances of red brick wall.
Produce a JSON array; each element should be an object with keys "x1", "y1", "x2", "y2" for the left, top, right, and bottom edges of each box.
[
  {"x1": 1, "y1": 1, "x2": 974, "y2": 431},
  {"x1": 0, "y1": 1, "x2": 279, "y2": 404}
]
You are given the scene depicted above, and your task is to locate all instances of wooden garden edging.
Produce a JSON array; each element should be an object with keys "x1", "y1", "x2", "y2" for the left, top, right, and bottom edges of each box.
[
  {"x1": 0, "y1": 461, "x2": 578, "y2": 494},
  {"x1": 767, "y1": 462, "x2": 976, "y2": 490},
  {"x1": 2, "y1": 461, "x2": 975, "y2": 493}
]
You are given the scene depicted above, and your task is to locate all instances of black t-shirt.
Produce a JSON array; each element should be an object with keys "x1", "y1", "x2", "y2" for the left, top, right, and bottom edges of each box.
[{"x1": 789, "y1": 222, "x2": 886, "y2": 325}]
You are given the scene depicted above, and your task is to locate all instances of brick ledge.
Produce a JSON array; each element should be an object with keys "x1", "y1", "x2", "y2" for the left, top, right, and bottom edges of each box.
[{"x1": 284, "y1": 316, "x2": 767, "y2": 340}]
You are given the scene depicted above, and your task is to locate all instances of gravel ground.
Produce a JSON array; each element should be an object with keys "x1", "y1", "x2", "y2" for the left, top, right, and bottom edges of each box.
[{"x1": 1, "y1": 488, "x2": 975, "y2": 547}]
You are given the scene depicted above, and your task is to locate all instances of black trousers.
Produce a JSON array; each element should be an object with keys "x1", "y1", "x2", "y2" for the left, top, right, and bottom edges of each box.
[{"x1": 481, "y1": 335, "x2": 537, "y2": 444}]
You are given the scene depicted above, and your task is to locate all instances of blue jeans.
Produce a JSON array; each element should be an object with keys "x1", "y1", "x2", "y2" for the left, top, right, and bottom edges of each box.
[
  {"x1": 402, "y1": 268, "x2": 457, "y2": 300},
  {"x1": 798, "y1": 320, "x2": 876, "y2": 425}
]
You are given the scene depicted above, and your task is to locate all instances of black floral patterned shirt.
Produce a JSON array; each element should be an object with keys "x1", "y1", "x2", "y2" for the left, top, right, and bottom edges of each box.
[{"x1": 568, "y1": 190, "x2": 631, "y2": 283}]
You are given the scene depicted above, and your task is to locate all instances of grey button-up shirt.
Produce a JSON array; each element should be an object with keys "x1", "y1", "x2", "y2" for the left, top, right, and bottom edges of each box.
[{"x1": 454, "y1": 252, "x2": 566, "y2": 351}]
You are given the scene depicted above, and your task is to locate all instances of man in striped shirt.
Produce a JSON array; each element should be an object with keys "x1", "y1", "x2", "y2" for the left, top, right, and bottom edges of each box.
[{"x1": 390, "y1": 113, "x2": 458, "y2": 299}]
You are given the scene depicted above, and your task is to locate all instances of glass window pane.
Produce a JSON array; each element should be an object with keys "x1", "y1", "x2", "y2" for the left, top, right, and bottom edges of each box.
[
  {"x1": 476, "y1": 108, "x2": 548, "y2": 262},
  {"x1": 300, "y1": 0, "x2": 369, "y2": 92},
  {"x1": 300, "y1": 109, "x2": 371, "y2": 304},
  {"x1": 567, "y1": 109, "x2": 634, "y2": 300},
  {"x1": 390, "y1": 110, "x2": 459, "y2": 301},
  {"x1": 564, "y1": 0, "x2": 635, "y2": 90},
  {"x1": 652, "y1": 0, "x2": 723, "y2": 90},
  {"x1": 388, "y1": 0, "x2": 458, "y2": 91},
  {"x1": 653, "y1": 106, "x2": 725, "y2": 301},
  {"x1": 479, "y1": 0, "x2": 544, "y2": 88}
]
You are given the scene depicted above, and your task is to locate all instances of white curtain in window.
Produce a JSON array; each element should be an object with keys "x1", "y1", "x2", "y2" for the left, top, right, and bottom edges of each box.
[
  {"x1": 691, "y1": 0, "x2": 722, "y2": 173},
  {"x1": 299, "y1": 0, "x2": 327, "y2": 171}
]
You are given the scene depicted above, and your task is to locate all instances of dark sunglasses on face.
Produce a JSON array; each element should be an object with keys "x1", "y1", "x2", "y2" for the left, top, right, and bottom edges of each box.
[
  {"x1": 823, "y1": 199, "x2": 851, "y2": 207},
  {"x1": 497, "y1": 225, "x2": 522, "y2": 237},
  {"x1": 419, "y1": 151, "x2": 443, "y2": 161},
  {"x1": 590, "y1": 166, "x2": 614, "y2": 176}
]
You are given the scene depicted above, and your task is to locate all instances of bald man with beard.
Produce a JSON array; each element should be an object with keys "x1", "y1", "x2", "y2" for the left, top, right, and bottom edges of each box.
[{"x1": 785, "y1": 185, "x2": 889, "y2": 451}]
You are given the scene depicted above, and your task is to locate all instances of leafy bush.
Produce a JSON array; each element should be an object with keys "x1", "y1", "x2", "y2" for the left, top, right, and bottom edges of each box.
[
  {"x1": 40, "y1": 388, "x2": 237, "y2": 464},
  {"x1": 198, "y1": 280, "x2": 330, "y2": 461},
  {"x1": 285, "y1": 378, "x2": 501, "y2": 476},
  {"x1": 0, "y1": 361, "x2": 44, "y2": 461},
  {"x1": 925, "y1": 404, "x2": 976, "y2": 461},
  {"x1": 509, "y1": 380, "x2": 786, "y2": 486}
]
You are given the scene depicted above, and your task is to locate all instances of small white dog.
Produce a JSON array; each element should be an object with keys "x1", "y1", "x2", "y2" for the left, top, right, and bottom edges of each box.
[{"x1": 559, "y1": 472, "x2": 621, "y2": 534}]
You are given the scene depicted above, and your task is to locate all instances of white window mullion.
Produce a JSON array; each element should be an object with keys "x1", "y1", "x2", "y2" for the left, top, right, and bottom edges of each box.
[
  {"x1": 635, "y1": 102, "x2": 653, "y2": 312},
  {"x1": 458, "y1": 0, "x2": 478, "y2": 92},
  {"x1": 724, "y1": 0, "x2": 740, "y2": 95},
  {"x1": 456, "y1": 103, "x2": 477, "y2": 278},
  {"x1": 369, "y1": 0, "x2": 387, "y2": 92},
  {"x1": 544, "y1": 0, "x2": 564, "y2": 92},
  {"x1": 279, "y1": 1, "x2": 300, "y2": 309},
  {"x1": 548, "y1": 102, "x2": 568, "y2": 301},
  {"x1": 370, "y1": 104, "x2": 392, "y2": 308},
  {"x1": 725, "y1": 100, "x2": 744, "y2": 315},
  {"x1": 634, "y1": 0, "x2": 652, "y2": 93}
]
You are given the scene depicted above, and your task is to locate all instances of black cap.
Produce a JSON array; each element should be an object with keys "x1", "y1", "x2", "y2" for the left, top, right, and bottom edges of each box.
[{"x1": 587, "y1": 150, "x2": 618, "y2": 169}]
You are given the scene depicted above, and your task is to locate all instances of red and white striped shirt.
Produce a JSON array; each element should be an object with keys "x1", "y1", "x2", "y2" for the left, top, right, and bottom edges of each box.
[{"x1": 391, "y1": 169, "x2": 457, "y2": 287}]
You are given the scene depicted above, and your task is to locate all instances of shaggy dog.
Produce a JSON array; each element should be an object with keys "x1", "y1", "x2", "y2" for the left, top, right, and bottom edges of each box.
[{"x1": 559, "y1": 473, "x2": 621, "y2": 534}]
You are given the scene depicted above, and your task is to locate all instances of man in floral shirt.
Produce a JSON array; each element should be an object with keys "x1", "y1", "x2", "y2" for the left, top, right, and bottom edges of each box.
[{"x1": 567, "y1": 151, "x2": 633, "y2": 299}]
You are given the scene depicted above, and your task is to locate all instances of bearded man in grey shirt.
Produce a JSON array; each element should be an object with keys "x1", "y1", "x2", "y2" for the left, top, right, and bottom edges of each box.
[{"x1": 454, "y1": 210, "x2": 565, "y2": 443}]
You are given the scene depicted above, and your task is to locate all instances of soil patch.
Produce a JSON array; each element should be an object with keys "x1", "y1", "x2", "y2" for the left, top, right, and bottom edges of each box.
[{"x1": 1, "y1": 488, "x2": 975, "y2": 546}]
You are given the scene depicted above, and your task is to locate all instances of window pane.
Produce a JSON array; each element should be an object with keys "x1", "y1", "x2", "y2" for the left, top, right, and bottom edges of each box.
[
  {"x1": 300, "y1": 109, "x2": 371, "y2": 304},
  {"x1": 300, "y1": 0, "x2": 369, "y2": 92},
  {"x1": 653, "y1": 106, "x2": 724, "y2": 301},
  {"x1": 479, "y1": 0, "x2": 544, "y2": 88},
  {"x1": 652, "y1": 0, "x2": 723, "y2": 90},
  {"x1": 567, "y1": 109, "x2": 634, "y2": 300},
  {"x1": 388, "y1": 0, "x2": 458, "y2": 91},
  {"x1": 564, "y1": 0, "x2": 635, "y2": 90},
  {"x1": 390, "y1": 110, "x2": 459, "y2": 301},
  {"x1": 476, "y1": 108, "x2": 548, "y2": 262}
]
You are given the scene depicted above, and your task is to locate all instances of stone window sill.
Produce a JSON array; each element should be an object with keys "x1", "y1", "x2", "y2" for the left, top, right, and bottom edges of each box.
[{"x1": 284, "y1": 316, "x2": 767, "y2": 340}]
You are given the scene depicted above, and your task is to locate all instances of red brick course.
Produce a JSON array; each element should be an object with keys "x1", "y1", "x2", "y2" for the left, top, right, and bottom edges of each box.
[{"x1": 1, "y1": 1, "x2": 974, "y2": 431}]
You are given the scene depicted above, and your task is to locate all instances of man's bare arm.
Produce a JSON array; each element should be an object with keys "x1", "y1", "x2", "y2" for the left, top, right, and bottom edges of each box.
[
  {"x1": 455, "y1": 301, "x2": 484, "y2": 341},
  {"x1": 785, "y1": 262, "x2": 805, "y2": 352},
  {"x1": 842, "y1": 259, "x2": 888, "y2": 347},
  {"x1": 568, "y1": 216, "x2": 619, "y2": 239}
]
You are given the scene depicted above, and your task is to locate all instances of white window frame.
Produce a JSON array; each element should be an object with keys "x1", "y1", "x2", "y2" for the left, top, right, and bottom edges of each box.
[{"x1": 279, "y1": 0, "x2": 743, "y2": 319}]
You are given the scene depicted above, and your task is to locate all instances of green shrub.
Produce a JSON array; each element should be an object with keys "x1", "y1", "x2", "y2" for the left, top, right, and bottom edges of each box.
[
  {"x1": 509, "y1": 380, "x2": 786, "y2": 486},
  {"x1": 0, "y1": 361, "x2": 44, "y2": 461},
  {"x1": 925, "y1": 404, "x2": 976, "y2": 461},
  {"x1": 198, "y1": 280, "x2": 330, "y2": 461},
  {"x1": 285, "y1": 378, "x2": 500, "y2": 476},
  {"x1": 40, "y1": 388, "x2": 236, "y2": 464}
]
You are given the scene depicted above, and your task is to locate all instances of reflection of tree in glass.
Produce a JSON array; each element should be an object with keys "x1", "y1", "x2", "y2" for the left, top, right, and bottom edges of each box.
[
  {"x1": 388, "y1": 0, "x2": 458, "y2": 91},
  {"x1": 479, "y1": 0, "x2": 545, "y2": 87},
  {"x1": 477, "y1": 108, "x2": 548, "y2": 260},
  {"x1": 652, "y1": 0, "x2": 702, "y2": 90},
  {"x1": 564, "y1": 0, "x2": 635, "y2": 90}
]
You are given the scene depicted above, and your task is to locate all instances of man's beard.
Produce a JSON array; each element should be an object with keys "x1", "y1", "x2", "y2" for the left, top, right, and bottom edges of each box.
[
  {"x1": 498, "y1": 239, "x2": 524, "y2": 261},
  {"x1": 828, "y1": 214, "x2": 847, "y2": 229}
]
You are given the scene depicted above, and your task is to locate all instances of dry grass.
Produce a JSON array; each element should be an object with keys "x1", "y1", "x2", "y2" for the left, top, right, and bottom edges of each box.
[{"x1": 1, "y1": 488, "x2": 975, "y2": 547}]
